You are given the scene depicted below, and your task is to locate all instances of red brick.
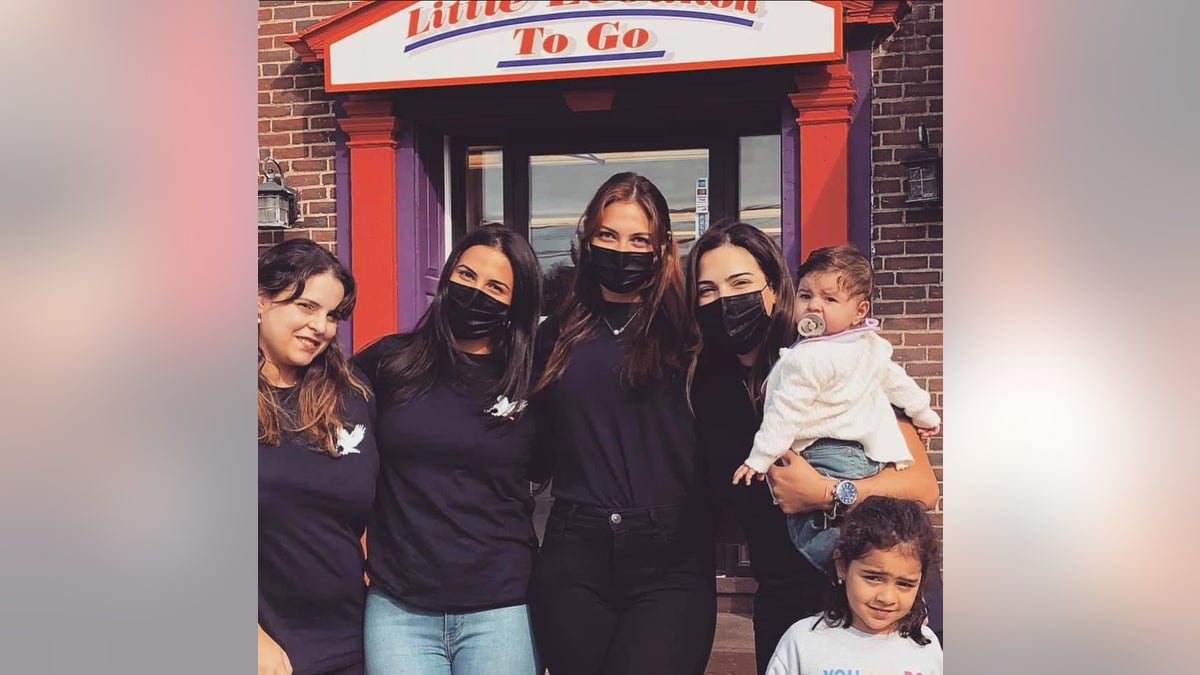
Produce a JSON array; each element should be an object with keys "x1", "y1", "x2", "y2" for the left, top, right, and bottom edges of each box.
[
  {"x1": 259, "y1": 104, "x2": 291, "y2": 118},
  {"x1": 258, "y1": 8, "x2": 273, "y2": 21},
  {"x1": 295, "y1": 102, "x2": 335, "y2": 116},
  {"x1": 284, "y1": 173, "x2": 323, "y2": 188},
  {"x1": 882, "y1": 256, "x2": 929, "y2": 270},
  {"x1": 905, "y1": 332, "x2": 941, "y2": 346},
  {"x1": 311, "y1": 145, "x2": 336, "y2": 158},
  {"x1": 916, "y1": 20, "x2": 942, "y2": 37},
  {"x1": 873, "y1": 271, "x2": 895, "y2": 286},
  {"x1": 310, "y1": 116, "x2": 338, "y2": 130},
  {"x1": 873, "y1": 242, "x2": 905, "y2": 255},
  {"x1": 308, "y1": 201, "x2": 337, "y2": 215},
  {"x1": 874, "y1": 84, "x2": 903, "y2": 99},
  {"x1": 928, "y1": 349, "x2": 942, "y2": 362},
  {"x1": 891, "y1": 347, "x2": 928, "y2": 363},
  {"x1": 258, "y1": 120, "x2": 271, "y2": 134},
  {"x1": 271, "y1": 118, "x2": 305, "y2": 132},
  {"x1": 881, "y1": 100, "x2": 927, "y2": 115},
  {"x1": 874, "y1": 117, "x2": 902, "y2": 131},
  {"x1": 311, "y1": 229, "x2": 338, "y2": 242},
  {"x1": 929, "y1": 317, "x2": 942, "y2": 331},
  {"x1": 283, "y1": 229, "x2": 313, "y2": 241},
  {"x1": 873, "y1": 164, "x2": 906, "y2": 178},
  {"x1": 258, "y1": 37, "x2": 274, "y2": 51},
  {"x1": 872, "y1": 148, "x2": 895, "y2": 163},
  {"x1": 295, "y1": 75, "x2": 324, "y2": 89},
  {"x1": 314, "y1": 3, "x2": 356, "y2": 17},
  {"x1": 881, "y1": 131, "x2": 919, "y2": 146},
  {"x1": 905, "y1": 240, "x2": 943, "y2": 254},
  {"x1": 296, "y1": 18, "x2": 320, "y2": 31},
  {"x1": 904, "y1": 115, "x2": 942, "y2": 130},
  {"x1": 261, "y1": 63, "x2": 280, "y2": 77},
  {"x1": 273, "y1": 89, "x2": 312, "y2": 104},
  {"x1": 873, "y1": 301, "x2": 904, "y2": 315},
  {"x1": 880, "y1": 317, "x2": 928, "y2": 331},
  {"x1": 272, "y1": 5, "x2": 312, "y2": 20},
  {"x1": 904, "y1": 207, "x2": 942, "y2": 224},
  {"x1": 907, "y1": 51, "x2": 941, "y2": 67},
  {"x1": 903, "y1": 362, "x2": 942, "y2": 378},
  {"x1": 259, "y1": 132, "x2": 291, "y2": 147},
  {"x1": 259, "y1": 92, "x2": 271, "y2": 104},
  {"x1": 880, "y1": 225, "x2": 929, "y2": 239},
  {"x1": 271, "y1": 146, "x2": 310, "y2": 160},
  {"x1": 261, "y1": 76, "x2": 295, "y2": 90},
  {"x1": 926, "y1": 377, "x2": 942, "y2": 392},
  {"x1": 905, "y1": 301, "x2": 942, "y2": 314},
  {"x1": 322, "y1": 173, "x2": 338, "y2": 185},
  {"x1": 874, "y1": 54, "x2": 903, "y2": 70},
  {"x1": 294, "y1": 131, "x2": 334, "y2": 144},
  {"x1": 873, "y1": 210, "x2": 904, "y2": 225},
  {"x1": 927, "y1": 67, "x2": 942, "y2": 83},
  {"x1": 259, "y1": 49, "x2": 294, "y2": 63},
  {"x1": 897, "y1": 271, "x2": 940, "y2": 284},
  {"x1": 929, "y1": 285, "x2": 942, "y2": 299},
  {"x1": 291, "y1": 159, "x2": 330, "y2": 172},
  {"x1": 880, "y1": 286, "x2": 926, "y2": 300},
  {"x1": 298, "y1": 187, "x2": 328, "y2": 201},
  {"x1": 259, "y1": 21, "x2": 295, "y2": 36}
]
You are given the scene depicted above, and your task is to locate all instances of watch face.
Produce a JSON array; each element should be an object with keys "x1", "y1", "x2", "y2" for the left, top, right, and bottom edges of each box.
[{"x1": 834, "y1": 480, "x2": 858, "y2": 505}]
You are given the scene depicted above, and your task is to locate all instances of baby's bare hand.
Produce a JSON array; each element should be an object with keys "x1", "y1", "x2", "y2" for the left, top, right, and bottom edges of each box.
[
  {"x1": 916, "y1": 424, "x2": 940, "y2": 439},
  {"x1": 732, "y1": 464, "x2": 761, "y2": 486}
]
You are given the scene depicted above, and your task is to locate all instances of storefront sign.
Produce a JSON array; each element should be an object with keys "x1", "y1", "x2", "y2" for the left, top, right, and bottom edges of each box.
[{"x1": 328, "y1": 1, "x2": 841, "y2": 90}]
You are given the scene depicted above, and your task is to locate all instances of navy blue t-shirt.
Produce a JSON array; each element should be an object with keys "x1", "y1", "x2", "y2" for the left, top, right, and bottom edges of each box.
[
  {"x1": 532, "y1": 312, "x2": 699, "y2": 508},
  {"x1": 258, "y1": 373, "x2": 378, "y2": 675},
  {"x1": 355, "y1": 336, "x2": 538, "y2": 613}
]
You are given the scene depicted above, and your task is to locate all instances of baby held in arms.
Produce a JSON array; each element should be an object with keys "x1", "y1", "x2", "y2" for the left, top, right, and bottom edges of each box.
[{"x1": 731, "y1": 244, "x2": 939, "y2": 574}]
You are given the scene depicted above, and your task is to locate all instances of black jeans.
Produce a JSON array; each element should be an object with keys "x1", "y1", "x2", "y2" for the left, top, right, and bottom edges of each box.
[
  {"x1": 751, "y1": 575, "x2": 828, "y2": 675},
  {"x1": 529, "y1": 501, "x2": 716, "y2": 675}
]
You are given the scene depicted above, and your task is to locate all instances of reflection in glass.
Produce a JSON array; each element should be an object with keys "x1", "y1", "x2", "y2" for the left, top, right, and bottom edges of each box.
[
  {"x1": 740, "y1": 135, "x2": 782, "y2": 246},
  {"x1": 466, "y1": 147, "x2": 503, "y2": 231},
  {"x1": 529, "y1": 149, "x2": 708, "y2": 278}
]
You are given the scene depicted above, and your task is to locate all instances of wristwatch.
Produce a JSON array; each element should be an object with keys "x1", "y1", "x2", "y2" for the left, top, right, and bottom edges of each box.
[{"x1": 833, "y1": 479, "x2": 859, "y2": 507}]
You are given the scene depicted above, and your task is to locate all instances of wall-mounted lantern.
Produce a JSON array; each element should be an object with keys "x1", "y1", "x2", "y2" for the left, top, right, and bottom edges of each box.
[
  {"x1": 901, "y1": 124, "x2": 941, "y2": 205},
  {"x1": 258, "y1": 157, "x2": 298, "y2": 228}
]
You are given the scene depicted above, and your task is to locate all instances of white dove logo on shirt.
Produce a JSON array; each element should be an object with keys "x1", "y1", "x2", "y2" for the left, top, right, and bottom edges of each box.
[
  {"x1": 485, "y1": 395, "x2": 527, "y2": 420},
  {"x1": 336, "y1": 424, "x2": 365, "y2": 456}
]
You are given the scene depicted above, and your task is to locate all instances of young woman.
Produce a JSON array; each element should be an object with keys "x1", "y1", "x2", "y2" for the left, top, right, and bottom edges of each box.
[
  {"x1": 686, "y1": 221, "x2": 940, "y2": 675},
  {"x1": 529, "y1": 172, "x2": 716, "y2": 675},
  {"x1": 258, "y1": 238, "x2": 378, "y2": 675},
  {"x1": 354, "y1": 224, "x2": 543, "y2": 675}
]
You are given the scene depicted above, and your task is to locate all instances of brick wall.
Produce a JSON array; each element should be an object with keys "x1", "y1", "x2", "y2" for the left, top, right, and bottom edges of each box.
[
  {"x1": 257, "y1": 0, "x2": 360, "y2": 255},
  {"x1": 870, "y1": 0, "x2": 945, "y2": 531}
]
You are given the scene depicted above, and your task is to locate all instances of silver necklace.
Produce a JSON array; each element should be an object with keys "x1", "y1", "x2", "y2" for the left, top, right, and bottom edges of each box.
[{"x1": 601, "y1": 311, "x2": 636, "y2": 335}]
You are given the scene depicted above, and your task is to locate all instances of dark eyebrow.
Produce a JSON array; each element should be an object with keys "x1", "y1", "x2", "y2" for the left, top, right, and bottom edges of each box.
[
  {"x1": 725, "y1": 271, "x2": 755, "y2": 282},
  {"x1": 455, "y1": 263, "x2": 476, "y2": 274}
]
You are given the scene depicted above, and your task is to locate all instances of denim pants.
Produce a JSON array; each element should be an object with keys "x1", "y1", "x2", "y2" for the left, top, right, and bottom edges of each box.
[
  {"x1": 529, "y1": 501, "x2": 716, "y2": 675},
  {"x1": 786, "y1": 440, "x2": 883, "y2": 576},
  {"x1": 363, "y1": 586, "x2": 538, "y2": 675}
]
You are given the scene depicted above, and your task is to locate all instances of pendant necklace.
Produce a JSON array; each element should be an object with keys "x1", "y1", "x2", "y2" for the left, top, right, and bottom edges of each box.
[{"x1": 601, "y1": 307, "x2": 637, "y2": 335}]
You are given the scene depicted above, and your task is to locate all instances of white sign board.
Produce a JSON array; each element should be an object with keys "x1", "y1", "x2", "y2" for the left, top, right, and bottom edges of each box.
[{"x1": 328, "y1": 1, "x2": 841, "y2": 91}]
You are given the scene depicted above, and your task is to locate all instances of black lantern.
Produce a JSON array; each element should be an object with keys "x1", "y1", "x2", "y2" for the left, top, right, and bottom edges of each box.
[
  {"x1": 901, "y1": 124, "x2": 941, "y2": 205},
  {"x1": 258, "y1": 157, "x2": 298, "y2": 228}
]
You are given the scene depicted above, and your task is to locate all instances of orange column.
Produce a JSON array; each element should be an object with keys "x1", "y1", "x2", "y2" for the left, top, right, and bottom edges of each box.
[
  {"x1": 338, "y1": 96, "x2": 400, "y2": 351},
  {"x1": 790, "y1": 62, "x2": 857, "y2": 260}
]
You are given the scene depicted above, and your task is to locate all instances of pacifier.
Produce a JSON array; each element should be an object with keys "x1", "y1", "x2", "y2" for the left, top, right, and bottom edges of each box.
[{"x1": 797, "y1": 313, "x2": 825, "y2": 337}]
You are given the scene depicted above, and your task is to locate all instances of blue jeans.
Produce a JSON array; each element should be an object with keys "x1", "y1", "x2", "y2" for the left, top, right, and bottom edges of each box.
[
  {"x1": 786, "y1": 440, "x2": 883, "y2": 576},
  {"x1": 364, "y1": 586, "x2": 539, "y2": 675}
]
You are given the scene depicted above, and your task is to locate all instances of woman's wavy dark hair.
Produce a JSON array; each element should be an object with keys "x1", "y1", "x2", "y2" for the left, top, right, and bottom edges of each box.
[
  {"x1": 684, "y1": 220, "x2": 797, "y2": 410},
  {"x1": 369, "y1": 223, "x2": 542, "y2": 413},
  {"x1": 535, "y1": 171, "x2": 694, "y2": 391},
  {"x1": 258, "y1": 238, "x2": 368, "y2": 455},
  {"x1": 823, "y1": 496, "x2": 941, "y2": 645}
]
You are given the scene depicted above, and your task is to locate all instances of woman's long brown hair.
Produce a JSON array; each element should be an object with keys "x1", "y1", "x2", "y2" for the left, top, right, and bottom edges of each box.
[
  {"x1": 258, "y1": 239, "x2": 368, "y2": 456},
  {"x1": 534, "y1": 172, "x2": 695, "y2": 392}
]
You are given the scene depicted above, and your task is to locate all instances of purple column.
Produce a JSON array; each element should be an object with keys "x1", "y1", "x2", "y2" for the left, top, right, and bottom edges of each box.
[{"x1": 847, "y1": 48, "x2": 872, "y2": 256}]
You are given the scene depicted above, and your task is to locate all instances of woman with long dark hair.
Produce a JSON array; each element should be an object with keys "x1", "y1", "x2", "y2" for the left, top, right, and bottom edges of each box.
[
  {"x1": 354, "y1": 224, "x2": 543, "y2": 674},
  {"x1": 258, "y1": 238, "x2": 378, "y2": 675},
  {"x1": 686, "y1": 221, "x2": 939, "y2": 675},
  {"x1": 528, "y1": 172, "x2": 716, "y2": 675}
]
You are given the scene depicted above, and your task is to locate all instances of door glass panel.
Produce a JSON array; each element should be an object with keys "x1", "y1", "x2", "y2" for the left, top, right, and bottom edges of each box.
[
  {"x1": 529, "y1": 149, "x2": 708, "y2": 290},
  {"x1": 466, "y1": 147, "x2": 503, "y2": 231},
  {"x1": 739, "y1": 134, "x2": 782, "y2": 246}
]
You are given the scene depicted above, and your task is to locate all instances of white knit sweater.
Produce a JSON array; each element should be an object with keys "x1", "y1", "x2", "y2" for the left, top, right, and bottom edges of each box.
[{"x1": 744, "y1": 326, "x2": 940, "y2": 474}]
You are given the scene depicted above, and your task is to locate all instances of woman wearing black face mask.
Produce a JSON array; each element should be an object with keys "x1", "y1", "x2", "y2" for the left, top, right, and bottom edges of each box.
[
  {"x1": 352, "y1": 224, "x2": 544, "y2": 675},
  {"x1": 528, "y1": 172, "x2": 716, "y2": 675},
  {"x1": 685, "y1": 221, "x2": 941, "y2": 675}
]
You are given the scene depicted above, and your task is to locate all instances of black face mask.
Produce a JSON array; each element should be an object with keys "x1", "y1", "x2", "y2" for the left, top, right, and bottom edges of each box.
[
  {"x1": 444, "y1": 281, "x2": 510, "y2": 340},
  {"x1": 696, "y1": 289, "x2": 771, "y2": 356},
  {"x1": 586, "y1": 244, "x2": 656, "y2": 294}
]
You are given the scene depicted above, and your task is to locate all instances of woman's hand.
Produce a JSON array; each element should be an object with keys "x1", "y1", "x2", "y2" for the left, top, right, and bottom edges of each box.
[
  {"x1": 258, "y1": 625, "x2": 293, "y2": 675},
  {"x1": 765, "y1": 454, "x2": 835, "y2": 514}
]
